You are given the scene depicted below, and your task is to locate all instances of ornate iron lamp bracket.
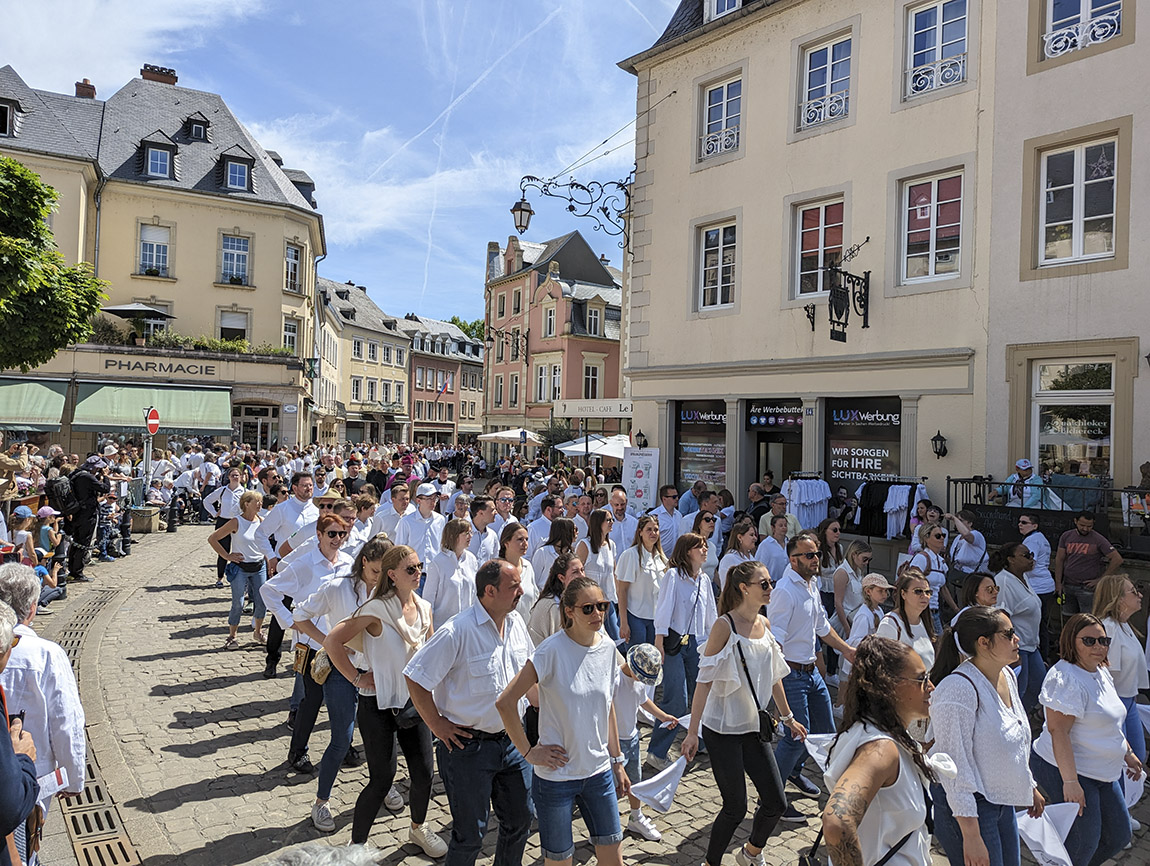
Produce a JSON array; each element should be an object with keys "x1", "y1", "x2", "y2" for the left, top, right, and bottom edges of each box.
[
  {"x1": 517, "y1": 172, "x2": 633, "y2": 249},
  {"x1": 825, "y1": 267, "x2": 870, "y2": 343}
]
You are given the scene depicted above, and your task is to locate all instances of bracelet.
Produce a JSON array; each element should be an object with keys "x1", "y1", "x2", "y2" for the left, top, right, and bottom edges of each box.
[
  {"x1": 780, "y1": 713, "x2": 794, "y2": 723},
  {"x1": 352, "y1": 673, "x2": 361, "y2": 687}
]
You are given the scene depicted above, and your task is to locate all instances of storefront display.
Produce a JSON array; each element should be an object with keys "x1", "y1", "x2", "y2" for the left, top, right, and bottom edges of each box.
[
  {"x1": 746, "y1": 398, "x2": 804, "y2": 483},
  {"x1": 676, "y1": 399, "x2": 727, "y2": 489}
]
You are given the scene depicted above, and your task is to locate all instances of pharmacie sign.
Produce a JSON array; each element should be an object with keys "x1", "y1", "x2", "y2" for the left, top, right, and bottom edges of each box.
[{"x1": 103, "y1": 358, "x2": 219, "y2": 377}]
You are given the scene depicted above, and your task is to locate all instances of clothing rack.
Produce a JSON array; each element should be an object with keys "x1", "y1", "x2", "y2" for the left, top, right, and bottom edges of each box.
[{"x1": 789, "y1": 471, "x2": 823, "y2": 479}]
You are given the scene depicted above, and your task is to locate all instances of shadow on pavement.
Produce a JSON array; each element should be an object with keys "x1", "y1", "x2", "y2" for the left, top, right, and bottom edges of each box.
[
  {"x1": 137, "y1": 820, "x2": 316, "y2": 866},
  {"x1": 150, "y1": 671, "x2": 268, "y2": 696},
  {"x1": 169, "y1": 699, "x2": 287, "y2": 730},
  {"x1": 156, "y1": 610, "x2": 221, "y2": 622},
  {"x1": 126, "y1": 647, "x2": 217, "y2": 663},
  {"x1": 143, "y1": 584, "x2": 205, "y2": 593},
  {"x1": 161, "y1": 725, "x2": 281, "y2": 758},
  {"x1": 125, "y1": 767, "x2": 315, "y2": 814},
  {"x1": 167, "y1": 624, "x2": 230, "y2": 640}
]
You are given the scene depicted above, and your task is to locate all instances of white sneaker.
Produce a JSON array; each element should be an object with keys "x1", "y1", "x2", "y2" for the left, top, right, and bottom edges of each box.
[
  {"x1": 735, "y1": 844, "x2": 766, "y2": 866},
  {"x1": 645, "y1": 753, "x2": 671, "y2": 772},
  {"x1": 384, "y1": 784, "x2": 404, "y2": 812},
  {"x1": 627, "y1": 811, "x2": 662, "y2": 841},
  {"x1": 311, "y1": 801, "x2": 335, "y2": 833},
  {"x1": 409, "y1": 823, "x2": 448, "y2": 858},
  {"x1": 1132, "y1": 817, "x2": 1142, "y2": 833}
]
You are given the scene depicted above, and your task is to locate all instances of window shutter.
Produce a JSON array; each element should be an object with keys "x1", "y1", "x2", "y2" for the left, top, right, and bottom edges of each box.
[
  {"x1": 220, "y1": 312, "x2": 247, "y2": 329},
  {"x1": 141, "y1": 225, "x2": 170, "y2": 243}
]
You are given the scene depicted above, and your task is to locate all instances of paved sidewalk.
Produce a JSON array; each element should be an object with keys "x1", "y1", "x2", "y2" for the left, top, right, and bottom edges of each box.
[{"x1": 46, "y1": 524, "x2": 1150, "y2": 866}]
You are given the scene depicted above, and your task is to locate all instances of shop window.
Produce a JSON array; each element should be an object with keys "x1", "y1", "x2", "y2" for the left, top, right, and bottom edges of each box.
[{"x1": 1032, "y1": 360, "x2": 1113, "y2": 476}]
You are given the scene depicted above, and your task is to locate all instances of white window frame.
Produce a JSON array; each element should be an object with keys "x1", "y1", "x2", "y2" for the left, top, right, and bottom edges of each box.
[
  {"x1": 700, "y1": 77, "x2": 742, "y2": 161},
  {"x1": 218, "y1": 310, "x2": 249, "y2": 341},
  {"x1": 395, "y1": 383, "x2": 404, "y2": 404},
  {"x1": 396, "y1": 348, "x2": 405, "y2": 366},
  {"x1": 497, "y1": 293, "x2": 506, "y2": 318},
  {"x1": 226, "y1": 160, "x2": 249, "y2": 190},
  {"x1": 366, "y1": 378, "x2": 377, "y2": 403},
  {"x1": 381, "y1": 381, "x2": 391, "y2": 403},
  {"x1": 0, "y1": 104, "x2": 11, "y2": 137},
  {"x1": 351, "y1": 377, "x2": 363, "y2": 402},
  {"x1": 495, "y1": 375, "x2": 504, "y2": 407},
  {"x1": 901, "y1": 172, "x2": 963, "y2": 282},
  {"x1": 513, "y1": 290, "x2": 521, "y2": 315},
  {"x1": 536, "y1": 365, "x2": 547, "y2": 402},
  {"x1": 510, "y1": 374, "x2": 519, "y2": 407},
  {"x1": 698, "y1": 221, "x2": 737, "y2": 310},
  {"x1": 1030, "y1": 358, "x2": 1114, "y2": 475},
  {"x1": 496, "y1": 340, "x2": 505, "y2": 362},
  {"x1": 905, "y1": 0, "x2": 969, "y2": 98},
  {"x1": 1039, "y1": 138, "x2": 1117, "y2": 266},
  {"x1": 416, "y1": 367, "x2": 425, "y2": 389},
  {"x1": 221, "y1": 235, "x2": 249, "y2": 283},
  {"x1": 284, "y1": 244, "x2": 301, "y2": 292},
  {"x1": 800, "y1": 37, "x2": 852, "y2": 129},
  {"x1": 283, "y1": 317, "x2": 299, "y2": 354},
  {"x1": 415, "y1": 400, "x2": 423, "y2": 420},
  {"x1": 147, "y1": 147, "x2": 170, "y2": 178},
  {"x1": 352, "y1": 338, "x2": 364, "y2": 360},
  {"x1": 190, "y1": 122, "x2": 206, "y2": 140},
  {"x1": 382, "y1": 344, "x2": 392, "y2": 364},
  {"x1": 367, "y1": 342, "x2": 378, "y2": 362},
  {"x1": 583, "y1": 364, "x2": 601, "y2": 400},
  {"x1": 586, "y1": 307, "x2": 601, "y2": 336},
  {"x1": 545, "y1": 307, "x2": 555, "y2": 337},
  {"x1": 551, "y1": 365, "x2": 562, "y2": 401},
  {"x1": 795, "y1": 199, "x2": 844, "y2": 297},
  {"x1": 436, "y1": 370, "x2": 445, "y2": 392},
  {"x1": 1044, "y1": 0, "x2": 1122, "y2": 58},
  {"x1": 139, "y1": 225, "x2": 170, "y2": 276},
  {"x1": 705, "y1": 0, "x2": 741, "y2": 22}
]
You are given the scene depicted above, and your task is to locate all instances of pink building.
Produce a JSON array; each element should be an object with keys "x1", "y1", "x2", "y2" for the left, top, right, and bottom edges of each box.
[{"x1": 482, "y1": 231, "x2": 623, "y2": 454}]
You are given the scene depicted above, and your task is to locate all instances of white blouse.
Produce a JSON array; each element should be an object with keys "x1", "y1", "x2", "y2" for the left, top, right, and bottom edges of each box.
[
  {"x1": 359, "y1": 595, "x2": 433, "y2": 710},
  {"x1": 1103, "y1": 617, "x2": 1149, "y2": 697},
  {"x1": 876, "y1": 612, "x2": 935, "y2": 671},
  {"x1": 833, "y1": 562, "x2": 864, "y2": 627},
  {"x1": 422, "y1": 549, "x2": 479, "y2": 627},
  {"x1": 579, "y1": 538, "x2": 617, "y2": 603},
  {"x1": 717, "y1": 551, "x2": 755, "y2": 591},
  {"x1": 698, "y1": 619, "x2": 789, "y2": 735},
  {"x1": 615, "y1": 545, "x2": 665, "y2": 620},
  {"x1": 1033, "y1": 660, "x2": 1128, "y2": 782}
]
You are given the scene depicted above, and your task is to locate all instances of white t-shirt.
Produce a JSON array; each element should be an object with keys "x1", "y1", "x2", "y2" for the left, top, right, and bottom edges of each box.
[
  {"x1": 876, "y1": 612, "x2": 935, "y2": 671},
  {"x1": 615, "y1": 546, "x2": 665, "y2": 620},
  {"x1": 1103, "y1": 618, "x2": 1149, "y2": 697},
  {"x1": 532, "y1": 630, "x2": 620, "y2": 781},
  {"x1": 1033, "y1": 660, "x2": 1128, "y2": 782},
  {"x1": 614, "y1": 671, "x2": 653, "y2": 741},
  {"x1": 909, "y1": 551, "x2": 947, "y2": 611}
]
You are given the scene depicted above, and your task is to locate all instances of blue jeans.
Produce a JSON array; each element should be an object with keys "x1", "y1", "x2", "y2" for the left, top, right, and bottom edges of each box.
[
  {"x1": 1031, "y1": 752, "x2": 1131, "y2": 866},
  {"x1": 603, "y1": 602, "x2": 620, "y2": 643},
  {"x1": 649, "y1": 635, "x2": 700, "y2": 760},
  {"x1": 774, "y1": 667, "x2": 834, "y2": 783},
  {"x1": 39, "y1": 584, "x2": 66, "y2": 607},
  {"x1": 931, "y1": 784, "x2": 1020, "y2": 866},
  {"x1": 1121, "y1": 695, "x2": 1147, "y2": 763},
  {"x1": 225, "y1": 562, "x2": 266, "y2": 626},
  {"x1": 317, "y1": 667, "x2": 358, "y2": 800},
  {"x1": 533, "y1": 769, "x2": 623, "y2": 860},
  {"x1": 1016, "y1": 648, "x2": 1046, "y2": 713},
  {"x1": 437, "y1": 734, "x2": 533, "y2": 866},
  {"x1": 625, "y1": 612, "x2": 655, "y2": 649},
  {"x1": 621, "y1": 732, "x2": 641, "y2": 789}
]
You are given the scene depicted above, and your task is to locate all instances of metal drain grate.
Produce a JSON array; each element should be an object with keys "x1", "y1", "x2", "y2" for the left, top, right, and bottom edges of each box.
[{"x1": 53, "y1": 590, "x2": 142, "y2": 865}]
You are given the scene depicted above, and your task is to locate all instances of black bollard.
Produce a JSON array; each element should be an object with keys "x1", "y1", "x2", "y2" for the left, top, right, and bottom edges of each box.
[{"x1": 167, "y1": 500, "x2": 179, "y2": 532}]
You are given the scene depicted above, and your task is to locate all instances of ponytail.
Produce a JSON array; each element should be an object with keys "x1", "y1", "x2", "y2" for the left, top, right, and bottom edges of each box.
[{"x1": 930, "y1": 607, "x2": 1009, "y2": 684}]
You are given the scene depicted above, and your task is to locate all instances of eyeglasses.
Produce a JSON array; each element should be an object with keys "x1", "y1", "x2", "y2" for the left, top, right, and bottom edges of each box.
[
  {"x1": 909, "y1": 588, "x2": 931, "y2": 597},
  {"x1": 930, "y1": 533, "x2": 945, "y2": 540},
  {"x1": 749, "y1": 579, "x2": 772, "y2": 590},
  {"x1": 663, "y1": 493, "x2": 679, "y2": 500},
  {"x1": 324, "y1": 530, "x2": 348, "y2": 539},
  {"x1": 898, "y1": 673, "x2": 931, "y2": 689},
  {"x1": 578, "y1": 601, "x2": 611, "y2": 615},
  {"x1": 1079, "y1": 635, "x2": 1112, "y2": 647},
  {"x1": 794, "y1": 551, "x2": 819, "y2": 560},
  {"x1": 318, "y1": 503, "x2": 336, "y2": 510},
  {"x1": 997, "y1": 628, "x2": 1017, "y2": 640},
  {"x1": 498, "y1": 497, "x2": 514, "y2": 503},
  {"x1": 405, "y1": 563, "x2": 424, "y2": 575}
]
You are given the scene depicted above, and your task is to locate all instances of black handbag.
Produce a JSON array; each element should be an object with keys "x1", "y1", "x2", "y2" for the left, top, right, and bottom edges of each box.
[
  {"x1": 393, "y1": 698, "x2": 421, "y2": 729},
  {"x1": 727, "y1": 614, "x2": 776, "y2": 743},
  {"x1": 665, "y1": 575, "x2": 703, "y2": 657}
]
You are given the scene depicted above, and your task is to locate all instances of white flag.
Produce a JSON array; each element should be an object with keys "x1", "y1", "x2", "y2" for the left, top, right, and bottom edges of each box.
[
  {"x1": 803, "y1": 733, "x2": 837, "y2": 773},
  {"x1": 630, "y1": 756, "x2": 687, "y2": 813},
  {"x1": 1017, "y1": 803, "x2": 1080, "y2": 866},
  {"x1": 1125, "y1": 770, "x2": 1145, "y2": 808}
]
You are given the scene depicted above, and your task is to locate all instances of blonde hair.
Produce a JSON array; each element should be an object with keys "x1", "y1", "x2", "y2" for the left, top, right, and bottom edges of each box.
[
  {"x1": 240, "y1": 490, "x2": 262, "y2": 512},
  {"x1": 1092, "y1": 574, "x2": 1141, "y2": 635}
]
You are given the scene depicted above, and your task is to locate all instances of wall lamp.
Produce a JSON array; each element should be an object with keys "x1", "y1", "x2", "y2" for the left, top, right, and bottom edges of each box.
[{"x1": 931, "y1": 430, "x2": 949, "y2": 459}]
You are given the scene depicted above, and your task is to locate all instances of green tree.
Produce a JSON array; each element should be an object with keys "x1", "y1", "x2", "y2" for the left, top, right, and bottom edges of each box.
[
  {"x1": 0, "y1": 156, "x2": 106, "y2": 371},
  {"x1": 449, "y1": 316, "x2": 484, "y2": 341}
]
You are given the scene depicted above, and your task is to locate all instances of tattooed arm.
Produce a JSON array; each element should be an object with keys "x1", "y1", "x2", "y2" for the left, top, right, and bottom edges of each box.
[{"x1": 822, "y1": 739, "x2": 900, "y2": 866}]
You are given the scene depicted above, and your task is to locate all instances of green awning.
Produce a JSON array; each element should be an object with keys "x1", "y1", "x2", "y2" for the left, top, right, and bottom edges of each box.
[
  {"x1": 72, "y1": 384, "x2": 233, "y2": 435},
  {"x1": 0, "y1": 379, "x2": 69, "y2": 432}
]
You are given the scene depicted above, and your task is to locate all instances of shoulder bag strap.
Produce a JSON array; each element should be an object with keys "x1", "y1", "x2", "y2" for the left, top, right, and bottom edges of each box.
[
  {"x1": 726, "y1": 613, "x2": 764, "y2": 712},
  {"x1": 951, "y1": 670, "x2": 981, "y2": 714}
]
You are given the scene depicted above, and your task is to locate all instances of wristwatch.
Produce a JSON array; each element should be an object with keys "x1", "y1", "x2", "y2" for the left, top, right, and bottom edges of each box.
[{"x1": 610, "y1": 754, "x2": 627, "y2": 766}]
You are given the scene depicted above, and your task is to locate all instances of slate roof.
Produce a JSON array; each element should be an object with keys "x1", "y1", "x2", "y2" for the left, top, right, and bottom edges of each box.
[
  {"x1": 620, "y1": 0, "x2": 779, "y2": 71},
  {"x1": 562, "y1": 280, "x2": 623, "y2": 341},
  {"x1": 0, "y1": 66, "x2": 101, "y2": 162},
  {"x1": 654, "y1": 0, "x2": 705, "y2": 48},
  {"x1": 317, "y1": 276, "x2": 402, "y2": 336},
  {"x1": 402, "y1": 314, "x2": 484, "y2": 361}
]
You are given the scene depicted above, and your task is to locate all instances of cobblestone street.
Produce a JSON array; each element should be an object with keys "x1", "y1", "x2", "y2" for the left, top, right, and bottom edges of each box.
[{"x1": 28, "y1": 525, "x2": 1150, "y2": 865}]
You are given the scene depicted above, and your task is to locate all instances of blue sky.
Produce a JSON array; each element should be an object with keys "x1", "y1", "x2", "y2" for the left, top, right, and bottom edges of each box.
[{"x1": 1, "y1": 0, "x2": 677, "y2": 320}]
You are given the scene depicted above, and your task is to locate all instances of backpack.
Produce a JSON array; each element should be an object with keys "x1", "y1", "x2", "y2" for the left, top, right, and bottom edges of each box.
[{"x1": 46, "y1": 473, "x2": 81, "y2": 517}]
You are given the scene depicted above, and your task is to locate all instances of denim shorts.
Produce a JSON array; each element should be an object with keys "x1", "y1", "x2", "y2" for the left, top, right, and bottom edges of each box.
[
  {"x1": 621, "y1": 732, "x2": 641, "y2": 789},
  {"x1": 533, "y1": 768, "x2": 623, "y2": 859}
]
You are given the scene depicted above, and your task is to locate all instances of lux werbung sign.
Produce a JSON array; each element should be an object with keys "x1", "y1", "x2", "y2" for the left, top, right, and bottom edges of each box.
[{"x1": 104, "y1": 359, "x2": 219, "y2": 377}]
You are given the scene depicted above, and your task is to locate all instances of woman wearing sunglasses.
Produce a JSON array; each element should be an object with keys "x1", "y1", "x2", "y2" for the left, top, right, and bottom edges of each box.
[
  {"x1": 322, "y1": 544, "x2": 446, "y2": 857},
  {"x1": 575, "y1": 510, "x2": 620, "y2": 642},
  {"x1": 907, "y1": 525, "x2": 956, "y2": 634},
  {"x1": 681, "y1": 561, "x2": 806, "y2": 866},
  {"x1": 929, "y1": 607, "x2": 1044, "y2": 866},
  {"x1": 1030, "y1": 614, "x2": 1142, "y2": 866},
  {"x1": 497, "y1": 577, "x2": 629, "y2": 866},
  {"x1": 260, "y1": 513, "x2": 356, "y2": 776},
  {"x1": 989, "y1": 543, "x2": 1045, "y2": 712},
  {"x1": 692, "y1": 509, "x2": 722, "y2": 588},
  {"x1": 877, "y1": 569, "x2": 937, "y2": 674},
  {"x1": 717, "y1": 518, "x2": 757, "y2": 592}
]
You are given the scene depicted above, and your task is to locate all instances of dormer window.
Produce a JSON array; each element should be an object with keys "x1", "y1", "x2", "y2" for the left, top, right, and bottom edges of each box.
[
  {"x1": 706, "y1": 0, "x2": 741, "y2": 22},
  {"x1": 191, "y1": 123, "x2": 206, "y2": 140},
  {"x1": 227, "y1": 161, "x2": 249, "y2": 190},
  {"x1": 147, "y1": 147, "x2": 171, "y2": 178},
  {"x1": 0, "y1": 104, "x2": 11, "y2": 137}
]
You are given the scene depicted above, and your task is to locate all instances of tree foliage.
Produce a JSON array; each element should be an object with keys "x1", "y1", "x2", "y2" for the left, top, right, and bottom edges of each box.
[
  {"x1": 449, "y1": 316, "x2": 485, "y2": 341},
  {"x1": 0, "y1": 156, "x2": 106, "y2": 370}
]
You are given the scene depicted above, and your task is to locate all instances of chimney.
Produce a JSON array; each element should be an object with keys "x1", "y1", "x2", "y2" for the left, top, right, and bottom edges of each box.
[
  {"x1": 74, "y1": 78, "x2": 96, "y2": 99},
  {"x1": 548, "y1": 260, "x2": 561, "y2": 281},
  {"x1": 140, "y1": 64, "x2": 178, "y2": 85},
  {"x1": 599, "y1": 254, "x2": 610, "y2": 266}
]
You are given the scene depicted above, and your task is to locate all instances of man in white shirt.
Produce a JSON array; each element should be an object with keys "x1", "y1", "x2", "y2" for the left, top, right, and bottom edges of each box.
[
  {"x1": 404, "y1": 559, "x2": 533, "y2": 866},
  {"x1": 395, "y1": 484, "x2": 446, "y2": 584},
  {"x1": 370, "y1": 482, "x2": 415, "y2": 539},
  {"x1": 654, "y1": 485, "x2": 683, "y2": 553},
  {"x1": 607, "y1": 489, "x2": 638, "y2": 550},
  {"x1": 255, "y1": 472, "x2": 318, "y2": 679},
  {"x1": 525, "y1": 496, "x2": 559, "y2": 558},
  {"x1": 491, "y1": 486, "x2": 518, "y2": 537},
  {"x1": 562, "y1": 468, "x2": 585, "y2": 501},
  {"x1": 468, "y1": 495, "x2": 499, "y2": 564},
  {"x1": 0, "y1": 564, "x2": 85, "y2": 824},
  {"x1": 767, "y1": 535, "x2": 856, "y2": 823},
  {"x1": 526, "y1": 475, "x2": 565, "y2": 522},
  {"x1": 431, "y1": 466, "x2": 457, "y2": 515},
  {"x1": 573, "y1": 494, "x2": 594, "y2": 541},
  {"x1": 756, "y1": 513, "x2": 790, "y2": 583}
]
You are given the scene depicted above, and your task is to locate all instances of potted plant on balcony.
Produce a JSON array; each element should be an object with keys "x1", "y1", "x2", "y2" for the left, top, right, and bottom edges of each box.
[
  {"x1": 228, "y1": 274, "x2": 245, "y2": 286},
  {"x1": 144, "y1": 266, "x2": 161, "y2": 277}
]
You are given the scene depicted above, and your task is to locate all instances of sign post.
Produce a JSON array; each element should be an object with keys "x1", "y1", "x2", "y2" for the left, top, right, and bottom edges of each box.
[{"x1": 143, "y1": 407, "x2": 160, "y2": 486}]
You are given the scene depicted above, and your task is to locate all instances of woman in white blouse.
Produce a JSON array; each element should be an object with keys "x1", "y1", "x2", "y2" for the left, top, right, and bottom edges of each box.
[
  {"x1": 575, "y1": 510, "x2": 620, "y2": 642},
  {"x1": 1093, "y1": 575, "x2": 1149, "y2": 770},
  {"x1": 908, "y1": 525, "x2": 955, "y2": 634},
  {"x1": 422, "y1": 518, "x2": 479, "y2": 626},
  {"x1": 876, "y1": 569, "x2": 936, "y2": 673},
  {"x1": 989, "y1": 543, "x2": 1045, "y2": 712},
  {"x1": 530, "y1": 517, "x2": 577, "y2": 594},
  {"x1": 681, "y1": 560, "x2": 806, "y2": 866},
  {"x1": 717, "y1": 518, "x2": 757, "y2": 591},
  {"x1": 831, "y1": 540, "x2": 873, "y2": 637},
  {"x1": 322, "y1": 544, "x2": 446, "y2": 857},
  {"x1": 499, "y1": 521, "x2": 537, "y2": 613},
  {"x1": 1030, "y1": 614, "x2": 1143, "y2": 866},
  {"x1": 648, "y1": 533, "x2": 718, "y2": 770},
  {"x1": 527, "y1": 552, "x2": 586, "y2": 647},
  {"x1": 929, "y1": 607, "x2": 1044, "y2": 866},
  {"x1": 616, "y1": 515, "x2": 667, "y2": 648},
  {"x1": 823, "y1": 636, "x2": 936, "y2": 866},
  {"x1": 496, "y1": 576, "x2": 630, "y2": 866},
  {"x1": 692, "y1": 509, "x2": 722, "y2": 587}
]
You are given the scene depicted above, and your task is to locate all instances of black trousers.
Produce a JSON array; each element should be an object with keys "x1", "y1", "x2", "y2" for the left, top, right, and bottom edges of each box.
[
  {"x1": 66, "y1": 510, "x2": 97, "y2": 577},
  {"x1": 265, "y1": 595, "x2": 293, "y2": 669},
  {"x1": 213, "y1": 516, "x2": 231, "y2": 579},
  {"x1": 353, "y1": 700, "x2": 434, "y2": 843},
  {"x1": 702, "y1": 726, "x2": 787, "y2": 865}
]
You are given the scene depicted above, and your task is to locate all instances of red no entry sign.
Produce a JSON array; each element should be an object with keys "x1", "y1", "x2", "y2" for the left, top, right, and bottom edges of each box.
[{"x1": 146, "y1": 407, "x2": 160, "y2": 435}]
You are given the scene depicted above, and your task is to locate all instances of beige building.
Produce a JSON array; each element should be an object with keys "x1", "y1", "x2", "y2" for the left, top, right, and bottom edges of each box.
[
  {"x1": 620, "y1": 0, "x2": 993, "y2": 501},
  {"x1": 320, "y1": 276, "x2": 411, "y2": 443},
  {"x1": 0, "y1": 64, "x2": 324, "y2": 450}
]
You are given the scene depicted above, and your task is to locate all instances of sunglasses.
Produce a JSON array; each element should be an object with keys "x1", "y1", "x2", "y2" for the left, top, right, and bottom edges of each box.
[
  {"x1": 664, "y1": 493, "x2": 679, "y2": 499},
  {"x1": 318, "y1": 503, "x2": 336, "y2": 510},
  {"x1": 748, "y1": 579, "x2": 772, "y2": 590},
  {"x1": 324, "y1": 530, "x2": 348, "y2": 539},
  {"x1": 498, "y1": 497, "x2": 514, "y2": 502},
  {"x1": 1079, "y1": 635, "x2": 1112, "y2": 647},
  {"x1": 1016, "y1": 551, "x2": 1034, "y2": 558},
  {"x1": 578, "y1": 601, "x2": 611, "y2": 615},
  {"x1": 701, "y1": 515, "x2": 716, "y2": 523},
  {"x1": 998, "y1": 628, "x2": 1017, "y2": 640},
  {"x1": 930, "y1": 533, "x2": 945, "y2": 540},
  {"x1": 794, "y1": 551, "x2": 819, "y2": 560},
  {"x1": 405, "y1": 563, "x2": 424, "y2": 575},
  {"x1": 909, "y1": 588, "x2": 931, "y2": 597},
  {"x1": 898, "y1": 673, "x2": 931, "y2": 689}
]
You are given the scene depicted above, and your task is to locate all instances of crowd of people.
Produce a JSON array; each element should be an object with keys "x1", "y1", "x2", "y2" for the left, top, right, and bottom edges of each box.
[{"x1": 0, "y1": 435, "x2": 1146, "y2": 866}]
